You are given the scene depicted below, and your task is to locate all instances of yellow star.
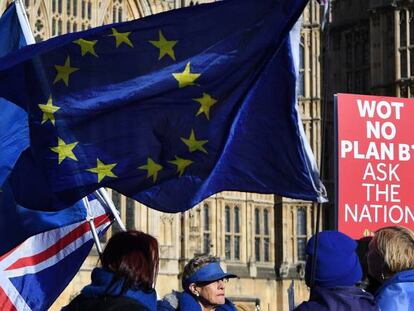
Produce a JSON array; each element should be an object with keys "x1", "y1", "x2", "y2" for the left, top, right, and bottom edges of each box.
[
  {"x1": 172, "y1": 62, "x2": 201, "y2": 88},
  {"x1": 53, "y1": 56, "x2": 79, "y2": 86},
  {"x1": 193, "y1": 93, "x2": 218, "y2": 120},
  {"x1": 50, "y1": 137, "x2": 78, "y2": 164},
  {"x1": 87, "y1": 159, "x2": 117, "y2": 182},
  {"x1": 149, "y1": 30, "x2": 178, "y2": 61},
  {"x1": 73, "y1": 38, "x2": 98, "y2": 57},
  {"x1": 168, "y1": 156, "x2": 193, "y2": 177},
  {"x1": 139, "y1": 158, "x2": 163, "y2": 182},
  {"x1": 181, "y1": 129, "x2": 208, "y2": 154},
  {"x1": 38, "y1": 96, "x2": 60, "y2": 126},
  {"x1": 109, "y1": 28, "x2": 133, "y2": 48}
]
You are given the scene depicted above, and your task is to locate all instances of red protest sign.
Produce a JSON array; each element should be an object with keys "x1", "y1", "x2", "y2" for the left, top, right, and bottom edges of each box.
[{"x1": 336, "y1": 93, "x2": 414, "y2": 239}]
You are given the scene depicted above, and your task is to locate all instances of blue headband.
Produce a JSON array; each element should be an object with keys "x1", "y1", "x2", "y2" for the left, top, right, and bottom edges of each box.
[{"x1": 182, "y1": 262, "x2": 237, "y2": 289}]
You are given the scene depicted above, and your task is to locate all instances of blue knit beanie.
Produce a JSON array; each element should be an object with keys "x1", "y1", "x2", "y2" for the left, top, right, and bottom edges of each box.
[{"x1": 304, "y1": 230, "x2": 362, "y2": 288}]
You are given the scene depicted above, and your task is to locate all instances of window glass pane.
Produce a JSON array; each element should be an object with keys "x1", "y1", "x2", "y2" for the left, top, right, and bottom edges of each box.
[
  {"x1": 203, "y1": 233, "x2": 210, "y2": 254},
  {"x1": 264, "y1": 237, "x2": 270, "y2": 262},
  {"x1": 264, "y1": 209, "x2": 269, "y2": 235},
  {"x1": 234, "y1": 207, "x2": 240, "y2": 233},
  {"x1": 67, "y1": 0, "x2": 71, "y2": 14},
  {"x1": 203, "y1": 204, "x2": 209, "y2": 231},
  {"x1": 299, "y1": 36, "x2": 305, "y2": 69},
  {"x1": 297, "y1": 209, "x2": 307, "y2": 236},
  {"x1": 297, "y1": 238, "x2": 307, "y2": 261},
  {"x1": 88, "y1": 2, "x2": 92, "y2": 19},
  {"x1": 118, "y1": 7, "x2": 123, "y2": 22},
  {"x1": 111, "y1": 191, "x2": 121, "y2": 233},
  {"x1": 225, "y1": 206, "x2": 231, "y2": 233},
  {"x1": 255, "y1": 208, "x2": 260, "y2": 235},
  {"x1": 225, "y1": 235, "x2": 231, "y2": 260},
  {"x1": 401, "y1": 49, "x2": 408, "y2": 78},
  {"x1": 410, "y1": 49, "x2": 414, "y2": 77},
  {"x1": 234, "y1": 236, "x2": 240, "y2": 260},
  {"x1": 126, "y1": 198, "x2": 135, "y2": 230},
  {"x1": 298, "y1": 71, "x2": 304, "y2": 96},
  {"x1": 410, "y1": 10, "x2": 414, "y2": 45},
  {"x1": 401, "y1": 10, "x2": 407, "y2": 47},
  {"x1": 255, "y1": 237, "x2": 261, "y2": 261}
]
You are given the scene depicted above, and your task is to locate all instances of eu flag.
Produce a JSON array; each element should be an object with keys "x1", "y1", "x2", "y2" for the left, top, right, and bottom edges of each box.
[
  {"x1": 0, "y1": 2, "x2": 29, "y2": 187},
  {"x1": 0, "y1": 0, "x2": 327, "y2": 212}
]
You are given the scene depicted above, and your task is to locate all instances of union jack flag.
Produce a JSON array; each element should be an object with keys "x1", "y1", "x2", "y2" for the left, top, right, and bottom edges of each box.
[{"x1": 0, "y1": 200, "x2": 111, "y2": 311}]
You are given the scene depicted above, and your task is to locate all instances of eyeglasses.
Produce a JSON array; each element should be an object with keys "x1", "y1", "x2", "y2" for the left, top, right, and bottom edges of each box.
[{"x1": 196, "y1": 277, "x2": 229, "y2": 286}]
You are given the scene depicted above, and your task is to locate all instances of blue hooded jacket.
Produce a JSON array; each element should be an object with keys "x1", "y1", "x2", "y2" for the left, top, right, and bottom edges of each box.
[
  {"x1": 375, "y1": 269, "x2": 414, "y2": 311},
  {"x1": 157, "y1": 291, "x2": 236, "y2": 311},
  {"x1": 294, "y1": 286, "x2": 378, "y2": 311},
  {"x1": 62, "y1": 267, "x2": 157, "y2": 311}
]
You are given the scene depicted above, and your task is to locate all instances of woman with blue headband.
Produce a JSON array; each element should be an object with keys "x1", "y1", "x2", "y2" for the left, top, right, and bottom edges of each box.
[{"x1": 158, "y1": 255, "x2": 237, "y2": 311}]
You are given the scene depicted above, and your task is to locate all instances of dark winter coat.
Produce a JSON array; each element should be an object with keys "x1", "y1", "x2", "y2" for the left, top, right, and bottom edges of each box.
[
  {"x1": 62, "y1": 267, "x2": 157, "y2": 311},
  {"x1": 293, "y1": 286, "x2": 378, "y2": 311}
]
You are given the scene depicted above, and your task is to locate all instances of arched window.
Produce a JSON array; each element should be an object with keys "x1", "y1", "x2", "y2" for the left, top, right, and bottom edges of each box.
[
  {"x1": 254, "y1": 208, "x2": 261, "y2": 261},
  {"x1": 224, "y1": 205, "x2": 241, "y2": 261},
  {"x1": 225, "y1": 206, "x2": 231, "y2": 233},
  {"x1": 203, "y1": 203, "x2": 209, "y2": 231},
  {"x1": 297, "y1": 208, "x2": 307, "y2": 261},
  {"x1": 400, "y1": 10, "x2": 408, "y2": 79},
  {"x1": 255, "y1": 207, "x2": 272, "y2": 262},
  {"x1": 298, "y1": 35, "x2": 305, "y2": 96},
  {"x1": 225, "y1": 205, "x2": 231, "y2": 259},
  {"x1": 203, "y1": 203, "x2": 210, "y2": 254},
  {"x1": 263, "y1": 209, "x2": 270, "y2": 261},
  {"x1": 264, "y1": 209, "x2": 269, "y2": 236},
  {"x1": 255, "y1": 208, "x2": 260, "y2": 235},
  {"x1": 126, "y1": 198, "x2": 135, "y2": 230},
  {"x1": 111, "y1": 190, "x2": 122, "y2": 234},
  {"x1": 234, "y1": 206, "x2": 240, "y2": 260}
]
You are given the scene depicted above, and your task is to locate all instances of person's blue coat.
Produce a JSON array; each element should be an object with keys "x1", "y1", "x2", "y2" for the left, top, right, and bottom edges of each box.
[
  {"x1": 157, "y1": 291, "x2": 236, "y2": 311},
  {"x1": 62, "y1": 267, "x2": 157, "y2": 311},
  {"x1": 294, "y1": 286, "x2": 378, "y2": 311},
  {"x1": 375, "y1": 269, "x2": 414, "y2": 311}
]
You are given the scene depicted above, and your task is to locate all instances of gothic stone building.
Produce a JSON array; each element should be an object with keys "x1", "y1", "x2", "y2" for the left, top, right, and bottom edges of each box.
[
  {"x1": 0, "y1": 1, "x2": 324, "y2": 310},
  {"x1": 322, "y1": 0, "x2": 414, "y2": 225}
]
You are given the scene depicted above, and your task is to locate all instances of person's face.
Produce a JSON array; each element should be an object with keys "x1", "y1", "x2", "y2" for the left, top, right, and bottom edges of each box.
[
  {"x1": 367, "y1": 237, "x2": 385, "y2": 283},
  {"x1": 195, "y1": 278, "x2": 228, "y2": 307}
]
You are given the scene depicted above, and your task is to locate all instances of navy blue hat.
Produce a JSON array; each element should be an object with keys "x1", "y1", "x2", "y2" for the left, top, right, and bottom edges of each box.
[
  {"x1": 305, "y1": 231, "x2": 362, "y2": 288},
  {"x1": 182, "y1": 262, "x2": 237, "y2": 289}
]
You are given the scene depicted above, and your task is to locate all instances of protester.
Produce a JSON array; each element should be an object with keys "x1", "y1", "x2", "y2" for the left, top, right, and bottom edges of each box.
[
  {"x1": 62, "y1": 230, "x2": 159, "y2": 311},
  {"x1": 157, "y1": 255, "x2": 237, "y2": 311},
  {"x1": 367, "y1": 226, "x2": 414, "y2": 311},
  {"x1": 294, "y1": 230, "x2": 378, "y2": 311}
]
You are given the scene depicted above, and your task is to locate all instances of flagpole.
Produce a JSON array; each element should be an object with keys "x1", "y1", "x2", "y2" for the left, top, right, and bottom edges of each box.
[
  {"x1": 14, "y1": 0, "x2": 35, "y2": 44},
  {"x1": 96, "y1": 188, "x2": 127, "y2": 232},
  {"x1": 82, "y1": 197, "x2": 103, "y2": 255}
]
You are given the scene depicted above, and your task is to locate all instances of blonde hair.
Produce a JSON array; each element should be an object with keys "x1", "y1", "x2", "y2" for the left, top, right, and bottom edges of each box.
[{"x1": 374, "y1": 226, "x2": 414, "y2": 273}]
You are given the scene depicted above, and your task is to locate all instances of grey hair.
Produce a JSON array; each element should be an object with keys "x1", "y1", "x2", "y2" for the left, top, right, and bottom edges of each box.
[{"x1": 182, "y1": 255, "x2": 219, "y2": 285}]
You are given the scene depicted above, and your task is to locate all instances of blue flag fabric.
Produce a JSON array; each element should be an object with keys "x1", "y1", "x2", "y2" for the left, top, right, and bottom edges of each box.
[
  {"x1": 0, "y1": 3, "x2": 29, "y2": 187},
  {"x1": 0, "y1": 179, "x2": 106, "y2": 254},
  {"x1": 0, "y1": 0, "x2": 327, "y2": 212}
]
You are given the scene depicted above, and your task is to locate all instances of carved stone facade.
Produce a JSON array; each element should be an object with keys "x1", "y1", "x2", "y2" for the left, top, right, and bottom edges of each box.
[{"x1": 0, "y1": 1, "x2": 323, "y2": 310}]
